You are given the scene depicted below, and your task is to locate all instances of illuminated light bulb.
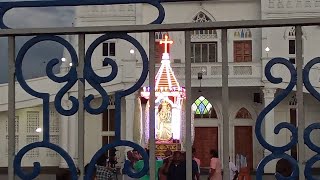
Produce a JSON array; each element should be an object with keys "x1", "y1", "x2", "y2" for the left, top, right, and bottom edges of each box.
[
  {"x1": 265, "y1": 47, "x2": 270, "y2": 52},
  {"x1": 130, "y1": 49, "x2": 135, "y2": 54},
  {"x1": 36, "y1": 128, "x2": 42, "y2": 133},
  {"x1": 61, "y1": 57, "x2": 66, "y2": 62},
  {"x1": 69, "y1": 62, "x2": 73, "y2": 67}
]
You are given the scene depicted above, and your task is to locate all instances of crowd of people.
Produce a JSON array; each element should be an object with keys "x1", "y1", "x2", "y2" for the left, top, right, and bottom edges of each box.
[
  {"x1": 83, "y1": 146, "x2": 294, "y2": 180},
  {"x1": 124, "y1": 148, "x2": 239, "y2": 180},
  {"x1": 84, "y1": 147, "x2": 241, "y2": 180},
  {"x1": 124, "y1": 148, "x2": 199, "y2": 180}
]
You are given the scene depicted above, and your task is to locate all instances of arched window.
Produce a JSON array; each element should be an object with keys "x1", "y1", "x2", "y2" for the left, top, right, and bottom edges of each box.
[
  {"x1": 192, "y1": 96, "x2": 217, "y2": 118},
  {"x1": 284, "y1": 26, "x2": 305, "y2": 64},
  {"x1": 191, "y1": 11, "x2": 218, "y2": 63},
  {"x1": 191, "y1": 11, "x2": 217, "y2": 39},
  {"x1": 288, "y1": 26, "x2": 295, "y2": 37},
  {"x1": 289, "y1": 94, "x2": 297, "y2": 106},
  {"x1": 235, "y1": 107, "x2": 252, "y2": 119}
]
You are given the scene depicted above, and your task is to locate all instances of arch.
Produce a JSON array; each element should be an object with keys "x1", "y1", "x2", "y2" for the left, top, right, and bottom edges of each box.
[
  {"x1": 289, "y1": 94, "x2": 297, "y2": 106},
  {"x1": 192, "y1": 96, "x2": 217, "y2": 118},
  {"x1": 190, "y1": 8, "x2": 216, "y2": 22},
  {"x1": 283, "y1": 26, "x2": 307, "y2": 39},
  {"x1": 210, "y1": 107, "x2": 218, "y2": 118},
  {"x1": 191, "y1": 10, "x2": 217, "y2": 40},
  {"x1": 235, "y1": 107, "x2": 252, "y2": 119},
  {"x1": 234, "y1": 28, "x2": 252, "y2": 39},
  {"x1": 192, "y1": 11, "x2": 214, "y2": 23}
]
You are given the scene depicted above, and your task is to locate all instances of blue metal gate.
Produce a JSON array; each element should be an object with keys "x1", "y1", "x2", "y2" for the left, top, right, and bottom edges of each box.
[{"x1": 0, "y1": 0, "x2": 320, "y2": 180}]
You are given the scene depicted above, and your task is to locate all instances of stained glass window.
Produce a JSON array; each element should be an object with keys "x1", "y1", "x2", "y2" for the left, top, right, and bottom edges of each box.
[
  {"x1": 234, "y1": 29, "x2": 252, "y2": 38},
  {"x1": 192, "y1": 96, "x2": 212, "y2": 115},
  {"x1": 235, "y1": 107, "x2": 252, "y2": 119}
]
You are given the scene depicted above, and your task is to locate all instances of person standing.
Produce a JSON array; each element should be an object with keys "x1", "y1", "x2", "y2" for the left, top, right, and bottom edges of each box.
[
  {"x1": 192, "y1": 148, "x2": 201, "y2": 174},
  {"x1": 229, "y1": 157, "x2": 239, "y2": 180},
  {"x1": 208, "y1": 149, "x2": 222, "y2": 180},
  {"x1": 158, "y1": 149, "x2": 173, "y2": 180},
  {"x1": 134, "y1": 149, "x2": 163, "y2": 180},
  {"x1": 165, "y1": 151, "x2": 184, "y2": 180},
  {"x1": 123, "y1": 150, "x2": 136, "y2": 180},
  {"x1": 275, "y1": 158, "x2": 293, "y2": 177},
  {"x1": 165, "y1": 151, "x2": 199, "y2": 180}
]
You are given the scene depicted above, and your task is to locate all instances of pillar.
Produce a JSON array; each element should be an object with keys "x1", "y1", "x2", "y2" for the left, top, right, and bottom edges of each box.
[
  {"x1": 68, "y1": 112, "x2": 78, "y2": 165},
  {"x1": 122, "y1": 53, "x2": 137, "y2": 142},
  {"x1": 125, "y1": 93, "x2": 136, "y2": 142},
  {"x1": 262, "y1": 88, "x2": 277, "y2": 173},
  {"x1": 59, "y1": 98, "x2": 70, "y2": 168}
]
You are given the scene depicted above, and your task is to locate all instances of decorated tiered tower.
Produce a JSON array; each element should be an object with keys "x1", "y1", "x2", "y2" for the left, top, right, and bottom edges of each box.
[{"x1": 139, "y1": 34, "x2": 193, "y2": 157}]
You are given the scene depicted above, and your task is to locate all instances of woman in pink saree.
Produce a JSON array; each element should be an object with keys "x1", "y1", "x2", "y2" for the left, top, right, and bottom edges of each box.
[{"x1": 208, "y1": 149, "x2": 222, "y2": 180}]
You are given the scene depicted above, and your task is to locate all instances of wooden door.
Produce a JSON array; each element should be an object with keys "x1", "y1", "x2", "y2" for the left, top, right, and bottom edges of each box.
[
  {"x1": 234, "y1": 126, "x2": 253, "y2": 170},
  {"x1": 290, "y1": 108, "x2": 297, "y2": 160},
  {"x1": 234, "y1": 40, "x2": 252, "y2": 62},
  {"x1": 193, "y1": 127, "x2": 218, "y2": 167}
]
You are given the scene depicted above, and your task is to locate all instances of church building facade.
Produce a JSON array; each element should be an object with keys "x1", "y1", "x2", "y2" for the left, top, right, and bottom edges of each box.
[{"x1": 0, "y1": 0, "x2": 320, "y2": 177}]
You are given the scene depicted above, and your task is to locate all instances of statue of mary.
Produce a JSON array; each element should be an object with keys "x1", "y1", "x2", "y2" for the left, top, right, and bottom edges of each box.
[{"x1": 156, "y1": 100, "x2": 173, "y2": 141}]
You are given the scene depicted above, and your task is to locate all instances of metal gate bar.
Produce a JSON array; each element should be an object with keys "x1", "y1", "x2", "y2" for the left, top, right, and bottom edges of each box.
[
  {"x1": 221, "y1": 29, "x2": 230, "y2": 180},
  {"x1": 8, "y1": 36, "x2": 16, "y2": 180},
  {"x1": 295, "y1": 26, "x2": 305, "y2": 180},
  {"x1": 4, "y1": 15, "x2": 318, "y2": 180},
  {"x1": 0, "y1": 18, "x2": 320, "y2": 36},
  {"x1": 77, "y1": 34, "x2": 86, "y2": 179},
  {"x1": 185, "y1": 30, "x2": 192, "y2": 180},
  {"x1": 148, "y1": 32, "x2": 156, "y2": 180}
]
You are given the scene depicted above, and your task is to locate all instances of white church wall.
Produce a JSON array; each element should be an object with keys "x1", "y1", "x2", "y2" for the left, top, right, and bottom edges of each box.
[
  {"x1": 141, "y1": 1, "x2": 261, "y2": 64},
  {"x1": 261, "y1": 26, "x2": 320, "y2": 63},
  {"x1": 305, "y1": 94, "x2": 320, "y2": 167},
  {"x1": 83, "y1": 96, "x2": 125, "y2": 166},
  {"x1": 261, "y1": 6, "x2": 320, "y2": 90},
  {"x1": 274, "y1": 92, "x2": 320, "y2": 168},
  {"x1": 84, "y1": 98, "x2": 104, "y2": 165},
  {"x1": 0, "y1": 77, "x2": 61, "y2": 112},
  {"x1": 73, "y1": 4, "x2": 139, "y2": 72},
  {"x1": 0, "y1": 105, "x2": 60, "y2": 167}
]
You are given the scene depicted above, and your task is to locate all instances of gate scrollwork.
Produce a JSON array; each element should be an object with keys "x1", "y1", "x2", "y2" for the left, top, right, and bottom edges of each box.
[
  {"x1": 256, "y1": 57, "x2": 320, "y2": 179},
  {"x1": 255, "y1": 58, "x2": 299, "y2": 180},
  {"x1": 14, "y1": 35, "x2": 79, "y2": 180},
  {"x1": 10, "y1": 1, "x2": 165, "y2": 179},
  {"x1": 83, "y1": 32, "x2": 150, "y2": 179},
  {"x1": 5, "y1": 0, "x2": 320, "y2": 180},
  {"x1": 303, "y1": 57, "x2": 320, "y2": 180}
]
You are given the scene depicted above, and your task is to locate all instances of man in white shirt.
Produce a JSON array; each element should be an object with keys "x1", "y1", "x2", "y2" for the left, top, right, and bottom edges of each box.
[{"x1": 229, "y1": 157, "x2": 239, "y2": 180}]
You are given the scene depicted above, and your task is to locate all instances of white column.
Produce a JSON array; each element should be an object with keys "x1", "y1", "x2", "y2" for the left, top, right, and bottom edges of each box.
[
  {"x1": 59, "y1": 116, "x2": 69, "y2": 167},
  {"x1": 68, "y1": 113, "x2": 78, "y2": 165},
  {"x1": 59, "y1": 100, "x2": 70, "y2": 168},
  {"x1": 262, "y1": 88, "x2": 277, "y2": 173},
  {"x1": 125, "y1": 93, "x2": 136, "y2": 142}
]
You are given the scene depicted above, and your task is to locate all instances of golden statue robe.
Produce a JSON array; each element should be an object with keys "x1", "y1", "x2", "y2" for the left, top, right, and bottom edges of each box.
[{"x1": 156, "y1": 101, "x2": 172, "y2": 141}]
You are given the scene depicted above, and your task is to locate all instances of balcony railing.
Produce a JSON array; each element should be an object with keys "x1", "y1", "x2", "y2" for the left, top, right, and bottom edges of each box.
[{"x1": 137, "y1": 62, "x2": 262, "y2": 79}]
